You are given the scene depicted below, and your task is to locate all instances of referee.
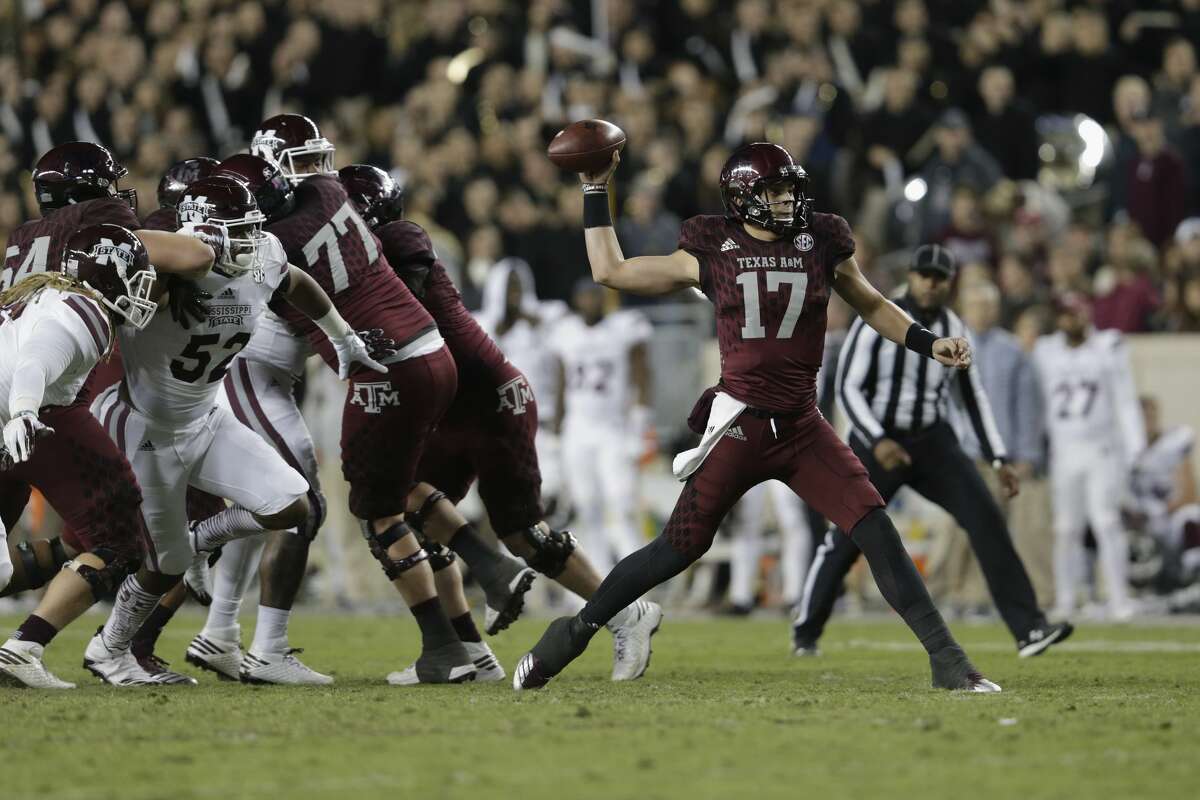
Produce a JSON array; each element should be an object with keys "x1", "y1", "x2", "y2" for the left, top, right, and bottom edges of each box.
[{"x1": 792, "y1": 245, "x2": 1072, "y2": 658}]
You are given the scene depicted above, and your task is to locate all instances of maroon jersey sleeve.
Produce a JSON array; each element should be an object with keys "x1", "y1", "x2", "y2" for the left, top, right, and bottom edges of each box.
[
  {"x1": 377, "y1": 220, "x2": 508, "y2": 376},
  {"x1": 3, "y1": 198, "x2": 140, "y2": 290},
  {"x1": 141, "y1": 206, "x2": 180, "y2": 232},
  {"x1": 678, "y1": 214, "x2": 724, "y2": 300},
  {"x1": 809, "y1": 212, "x2": 855, "y2": 276},
  {"x1": 376, "y1": 220, "x2": 436, "y2": 299}
]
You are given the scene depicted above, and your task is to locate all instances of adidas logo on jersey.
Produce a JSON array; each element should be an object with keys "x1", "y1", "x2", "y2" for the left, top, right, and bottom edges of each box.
[
  {"x1": 138, "y1": 439, "x2": 156, "y2": 452},
  {"x1": 217, "y1": 288, "x2": 236, "y2": 299},
  {"x1": 723, "y1": 425, "x2": 747, "y2": 441},
  {"x1": 720, "y1": 238, "x2": 739, "y2": 252}
]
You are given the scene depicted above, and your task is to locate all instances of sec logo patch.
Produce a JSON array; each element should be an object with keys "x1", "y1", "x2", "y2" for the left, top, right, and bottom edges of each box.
[{"x1": 794, "y1": 233, "x2": 814, "y2": 251}]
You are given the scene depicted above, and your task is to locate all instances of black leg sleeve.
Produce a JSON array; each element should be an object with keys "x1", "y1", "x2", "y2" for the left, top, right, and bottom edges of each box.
[
  {"x1": 850, "y1": 508, "x2": 958, "y2": 656},
  {"x1": 579, "y1": 535, "x2": 696, "y2": 629}
]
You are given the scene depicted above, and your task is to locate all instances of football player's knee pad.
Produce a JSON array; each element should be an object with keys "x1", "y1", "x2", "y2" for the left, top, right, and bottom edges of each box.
[
  {"x1": 516, "y1": 526, "x2": 576, "y2": 578},
  {"x1": 13, "y1": 536, "x2": 72, "y2": 591},
  {"x1": 415, "y1": 530, "x2": 457, "y2": 572},
  {"x1": 359, "y1": 520, "x2": 429, "y2": 580},
  {"x1": 65, "y1": 548, "x2": 137, "y2": 602},
  {"x1": 407, "y1": 489, "x2": 447, "y2": 534},
  {"x1": 299, "y1": 491, "x2": 328, "y2": 543}
]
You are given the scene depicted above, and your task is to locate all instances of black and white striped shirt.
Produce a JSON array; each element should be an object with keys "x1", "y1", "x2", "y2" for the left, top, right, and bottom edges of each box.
[{"x1": 835, "y1": 297, "x2": 1008, "y2": 461}]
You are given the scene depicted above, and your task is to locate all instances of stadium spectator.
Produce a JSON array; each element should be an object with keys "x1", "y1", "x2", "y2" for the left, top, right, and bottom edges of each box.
[
  {"x1": 916, "y1": 108, "x2": 1003, "y2": 242},
  {"x1": 973, "y1": 65, "x2": 1040, "y2": 182},
  {"x1": 1123, "y1": 107, "x2": 1190, "y2": 248},
  {"x1": 1093, "y1": 230, "x2": 1162, "y2": 333}
]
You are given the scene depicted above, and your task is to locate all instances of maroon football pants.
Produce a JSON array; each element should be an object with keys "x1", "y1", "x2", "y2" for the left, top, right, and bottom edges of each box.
[
  {"x1": 0, "y1": 402, "x2": 146, "y2": 563},
  {"x1": 664, "y1": 408, "x2": 883, "y2": 560},
  {"x1": 417, "y1": 366, "x2": 543, "y2": 534},
  {"x1": 340, "y1": 346, "x2": 458, "y2": 520}
]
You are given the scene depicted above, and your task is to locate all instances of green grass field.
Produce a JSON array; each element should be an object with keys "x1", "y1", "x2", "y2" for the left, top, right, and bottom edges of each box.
[{"x1": 2, "y1": 611, "x2": 1197, "y2": 800}]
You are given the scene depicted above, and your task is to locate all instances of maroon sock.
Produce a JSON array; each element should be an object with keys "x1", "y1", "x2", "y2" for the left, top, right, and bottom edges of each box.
[
  {"x1": 451, "y1": 612, "x2": 482, "y2": 643},
  {"x1": 131, "y1": 604, "x2": 178, "y2": 659},
  {"x1": 14, "y1": 614, "x2": 59, "y2": 647}
]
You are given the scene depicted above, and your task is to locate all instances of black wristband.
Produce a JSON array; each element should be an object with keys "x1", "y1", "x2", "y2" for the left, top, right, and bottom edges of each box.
[
  {"x1": 904, "y1": 322, "x2": 938, "y2": 358},
  {"x1": 583, "y1": 190, "x2": 612, "y2": 228}
]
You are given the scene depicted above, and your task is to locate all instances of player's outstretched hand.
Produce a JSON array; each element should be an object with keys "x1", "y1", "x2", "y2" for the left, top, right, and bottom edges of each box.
[
  {"x1": 331, "y1": 331, "x2": 388, "y2": 379},
  {"x1": 2, "y1": 411, "x2": 55, "y2": 465},
  {"x1": 165, "y1": 275, "x2": 212, "y2": 329},
  {"x1": 932, "y1": 336, "x2": 971, "y2": 369},
  {"x1": 580, "y1": 150, "x2": 620, "y2": 187}
]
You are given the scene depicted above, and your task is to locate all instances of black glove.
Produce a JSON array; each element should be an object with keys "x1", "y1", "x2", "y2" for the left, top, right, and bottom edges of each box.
[
  {"x1": 166, "y1": 276, "x2": 212, "y2": 329},
  {"x1": 356, "y1": 328, "x2": 397, "y2": 363}
]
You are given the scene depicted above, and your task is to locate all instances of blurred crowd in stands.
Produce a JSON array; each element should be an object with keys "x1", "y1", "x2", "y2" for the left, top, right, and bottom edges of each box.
[{"x1": 3, "y1": 0, "x2": 1200, "y2": 333}]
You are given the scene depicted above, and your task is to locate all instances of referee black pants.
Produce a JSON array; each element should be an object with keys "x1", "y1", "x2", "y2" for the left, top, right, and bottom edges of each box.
[{"x1": 793, "y1": 422, "x2": 1045, "y2": 644}]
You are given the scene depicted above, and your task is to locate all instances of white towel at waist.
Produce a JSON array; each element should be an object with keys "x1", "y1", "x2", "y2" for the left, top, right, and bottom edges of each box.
[{"x1": 671, "y1": 391, "x2": 747, "y2": 481}]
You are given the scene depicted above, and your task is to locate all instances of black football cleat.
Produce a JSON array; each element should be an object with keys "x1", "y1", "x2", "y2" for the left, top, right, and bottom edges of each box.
[
  {"x1": 1017, "y1": 621, "x2": 1074, "y2": 658},
  {"x1": 513, "y1": 616, "x2": 592, "y2": 691}
]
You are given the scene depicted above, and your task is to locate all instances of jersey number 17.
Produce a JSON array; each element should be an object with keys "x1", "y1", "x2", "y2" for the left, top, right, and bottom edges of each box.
[{"x1": 736, "y1": 271, "x2": 808, "y2": 339}]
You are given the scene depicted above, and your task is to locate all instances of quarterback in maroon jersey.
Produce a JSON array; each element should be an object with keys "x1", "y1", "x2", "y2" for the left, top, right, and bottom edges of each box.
[
  {"x1": 250, "y1": 115, "x2": 529, "y2": 682},
  {"x1": 341, "y1": 164, "x2": 663, "y2": 678},
  {"x1": 515, "y1": 143, "x2": 999, "y2": 693}
]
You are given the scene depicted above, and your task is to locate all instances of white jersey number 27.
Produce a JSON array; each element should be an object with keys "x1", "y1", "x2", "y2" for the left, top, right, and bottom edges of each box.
[{"x1": 1052, "y1": 380, "x2": 1099, "y2": 419}]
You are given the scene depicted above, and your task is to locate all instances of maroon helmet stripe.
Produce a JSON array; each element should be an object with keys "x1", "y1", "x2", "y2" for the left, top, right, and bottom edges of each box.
[{"x1": 63, "y1": 296, "x2": 109, "y2": 353}]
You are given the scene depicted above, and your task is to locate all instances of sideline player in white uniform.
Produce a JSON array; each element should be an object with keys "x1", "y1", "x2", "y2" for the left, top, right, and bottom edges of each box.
[
  {"x1": 479, "y1": 258, "x2": 569, "y2": 513},
  {"x1": 728, "y1": 480, "x2": 812, "y2": 613},
  {"x1": 82, "y1": 176, "x2": 383, "y2": 685},
  {"x1": 1033, "y1": 293, "x2": 1144, "y2": 620},
  {"x1": 551, "y1": 281, "x2": 654, "y2": 574},
  {"x1": 1131, "y1": 396, "x2": 1200, "y2": 585}
]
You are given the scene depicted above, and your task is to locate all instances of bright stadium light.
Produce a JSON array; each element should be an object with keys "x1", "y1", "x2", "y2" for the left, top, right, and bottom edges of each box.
[
  {"x1": 904, "y1": 177, "x2": 927, "y2": 202},
  {"x1": 1077, "y1": 115, "x2": 1106, "y2": 170}
]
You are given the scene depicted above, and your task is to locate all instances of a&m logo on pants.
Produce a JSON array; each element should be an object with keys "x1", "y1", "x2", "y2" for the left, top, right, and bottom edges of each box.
[
  {"x1": 496, "y1": 376, "x2": 534, "y2": 415},
  {"x1": 350, "y1": 381, "x2": 400, "y2": 414}
]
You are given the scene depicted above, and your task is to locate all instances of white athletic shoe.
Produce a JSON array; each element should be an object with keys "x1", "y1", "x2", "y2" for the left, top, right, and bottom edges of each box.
[
  {"x1": 464, "y1": 640, "x2": 505, "y2": 682},
  {"x1": 608, "y1": 600, "x2": 664, "y2": 682},
  {"x1": 0, "y1": 640, "x2": 75, "y2": 689},
  {"x1": 386, "y1": 642, "x2": 478, "y2": 685},
  {"x1": 83, "y1": 633, "x2": 159, "y2": 686},
  {"x1": 185, "y1": 633, "x2": 244, "y2": 681},
  {"x1": 240, "y1": 648, "x2": 333, "y2": 686}
]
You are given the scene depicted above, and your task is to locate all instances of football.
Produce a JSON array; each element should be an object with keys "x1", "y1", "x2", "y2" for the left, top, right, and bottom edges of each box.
[{"x1": 547, "y1": 119, "x2": 626, "y2": 174}]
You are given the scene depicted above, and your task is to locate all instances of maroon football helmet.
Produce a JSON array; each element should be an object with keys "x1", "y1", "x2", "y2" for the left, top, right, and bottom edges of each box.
[
  {"x1": 176, "y1": 176, "x2": 267, "y2": 279},
  {"x1": 214, "y1": 153, "x2": 295, "y2": 222},
  {"x1": 338, "y1": 164, "x2": 404, "y2": 230},
  {"x1": 719, "y1": 142, "x2": 811, "y2": 234},
  {"x1": 61, "y1": 224, "x2": 157, "y2": 330},
  {"x1": 32, "y1": 142, "x2": 136, "y2": 215},
  {"x1": 250, "y1": 113, "x2": 335, "y2": 185},
  {"x1": 157, "y1": 157, "x2": 220, "y2": 209}
]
